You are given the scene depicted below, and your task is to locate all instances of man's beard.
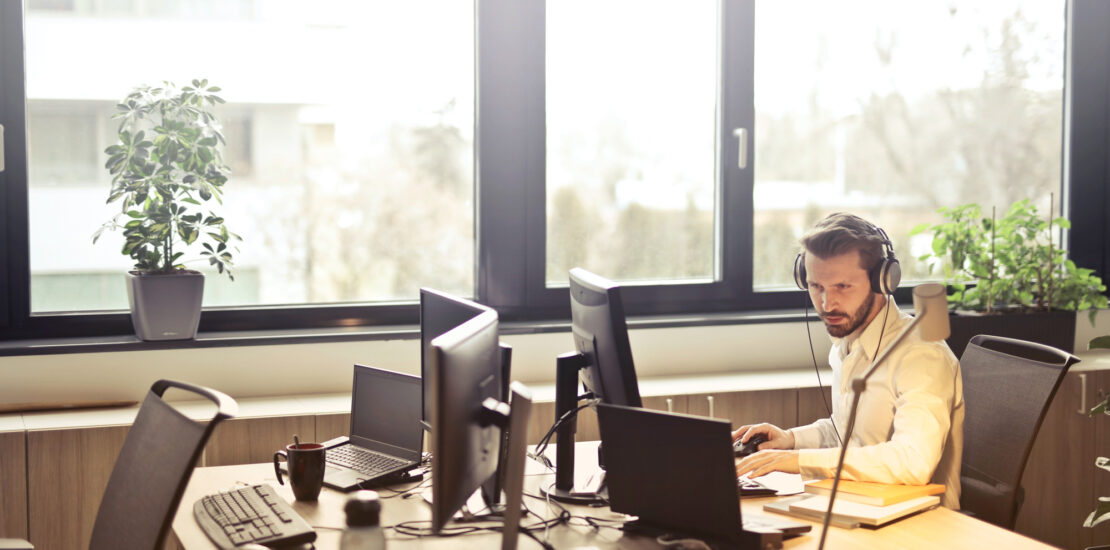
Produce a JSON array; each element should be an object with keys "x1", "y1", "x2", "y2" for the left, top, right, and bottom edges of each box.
[{"x1": 820, "y1": 291, "x2": 877, "y2": 338}]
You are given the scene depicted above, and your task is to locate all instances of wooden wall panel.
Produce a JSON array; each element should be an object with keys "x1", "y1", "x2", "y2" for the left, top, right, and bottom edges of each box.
[
  {"x1": 797, "y1": 386, "x2": 834, "y2": 428},
  {"x1": 27, "y1": 425, "x2": 129, "y2": 550},
  {"x1": 0, "y1": 430, "x2": 27, "y2": 540},
  {"x1": 315, "y1": 413, "x2": 351, "y2": 443},
  {"x1": 203, "y1": 416, "x2": 316, "y2": 466},
  {"x1": 685, "y1": 389, "x2": 796, "y2": 432},
  {"x1": 1014, "y1": 371, "x2": 1099, "y2": 549},
  {"x1": 526, "y1": 401, "x2": 555, "y2": 445},
  {"x1": 642, "y1": 395, "x2": 688, "y2": 414}
]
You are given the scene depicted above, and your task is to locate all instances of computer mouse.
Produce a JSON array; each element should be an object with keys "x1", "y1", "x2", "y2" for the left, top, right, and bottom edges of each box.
[{"x1": 734, "y1": 433, "x2": 769, "y2": 457}]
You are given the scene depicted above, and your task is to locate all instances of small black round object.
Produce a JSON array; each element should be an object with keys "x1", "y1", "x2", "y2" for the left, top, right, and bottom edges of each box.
[{"x1": 344, "y1": 490, "x2": 382, "y2": 527}]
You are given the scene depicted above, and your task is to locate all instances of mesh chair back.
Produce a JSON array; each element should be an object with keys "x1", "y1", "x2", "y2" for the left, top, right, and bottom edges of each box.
[
  {"x1": 959, "y1": 334, "x2": 1077, "y2": 529},
  {"x1": 88, "y1": 380, "x2": 237, "y2": 550}
]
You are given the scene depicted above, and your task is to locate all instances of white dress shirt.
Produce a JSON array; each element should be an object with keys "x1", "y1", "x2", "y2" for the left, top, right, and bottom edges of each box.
[{"x1": 789, "y1": 295, "x2": 965, "y2": 509}]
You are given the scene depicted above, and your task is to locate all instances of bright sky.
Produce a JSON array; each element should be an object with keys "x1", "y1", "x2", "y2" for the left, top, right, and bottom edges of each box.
[{"x1": 754, "y1": 0, "x2": 1066, "y2": 117}]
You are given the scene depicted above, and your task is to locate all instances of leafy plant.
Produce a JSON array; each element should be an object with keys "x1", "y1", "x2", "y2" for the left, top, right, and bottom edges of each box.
[
  {"x1": 910, "y1": 199, "x2": 1107, "y2": 322},
  {"x1": 93, "y1": 79, "x2": 240, "y2": 279},
  {"x1": 1086, "y1": 336, "x2": 1110, "y2": 528}
]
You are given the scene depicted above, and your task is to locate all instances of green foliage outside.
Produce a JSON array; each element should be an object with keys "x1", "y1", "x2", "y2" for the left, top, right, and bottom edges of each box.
[
  {"x1": 93, "y1": 79, "x2": 240, "y2": 279},
  {"x1": 910, "y1": 199, "x2": 1107, "y2": 322}
]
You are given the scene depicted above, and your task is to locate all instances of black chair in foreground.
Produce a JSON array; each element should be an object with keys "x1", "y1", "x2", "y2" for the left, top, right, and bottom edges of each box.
[
  {"x1": 1, "y1": 379, "x2": 237, "y2": 550},
  {"x1": 959, "y1": 334, "x2": 1078, "y2": 529}
]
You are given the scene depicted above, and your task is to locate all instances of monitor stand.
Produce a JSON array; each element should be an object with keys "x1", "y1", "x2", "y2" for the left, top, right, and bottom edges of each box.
[{"x1": 539, "y1": 352, "x2": 607, "y2": 505}]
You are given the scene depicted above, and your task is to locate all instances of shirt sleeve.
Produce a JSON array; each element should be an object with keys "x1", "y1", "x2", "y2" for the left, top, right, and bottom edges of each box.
[
  {"x1": 790, "y1": 416, "x2": 839, "y2": 449},
  {"x1": 796, "y1": 342, "x2": 958, "y2": 485}
]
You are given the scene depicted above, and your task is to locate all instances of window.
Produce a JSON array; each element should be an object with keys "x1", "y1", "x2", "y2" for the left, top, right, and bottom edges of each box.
[
  {"x1": 752, "y1": 1, "x2": 1067, "y2": 289},
  {"x1": 2, "y1": 0, "x2": 1108, "y2": 340},
  {"x1": 21, "y1": 1, "x2": 474, "y2": 315},
  {"x1": 545, "y1": 1, "x2": 718, "y2": 285}
]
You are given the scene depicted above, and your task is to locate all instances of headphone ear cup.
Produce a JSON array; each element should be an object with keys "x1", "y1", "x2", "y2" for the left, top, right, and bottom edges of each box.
[
  {"x1": 871, "y1": 258, "x2": 902, "y2": 295},
  {"x1": 794, "y1": 253, "x2": 807, "y2": 290},
  {"x1": 883, "y1": 258, "x2": 901, "y2": 295}
]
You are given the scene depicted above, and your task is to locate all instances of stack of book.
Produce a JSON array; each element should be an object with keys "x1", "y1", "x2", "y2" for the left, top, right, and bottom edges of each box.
[{"x1": 763, "y1": 479, "x2": 945, "y2": 528}]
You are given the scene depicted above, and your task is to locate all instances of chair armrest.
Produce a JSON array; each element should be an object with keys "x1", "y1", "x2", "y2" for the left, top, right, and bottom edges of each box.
[{"x1": 151, "y1": 379, "x2": 238, "y2": 420}]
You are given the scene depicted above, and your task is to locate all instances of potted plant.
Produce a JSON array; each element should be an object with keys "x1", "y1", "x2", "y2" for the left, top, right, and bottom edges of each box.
[
  {"x1": 93, "y1": 79, "x2": 240, "y2": 341},
  {"x1": 911, "y1": 199, "x2": 1107, "y2": 357}
]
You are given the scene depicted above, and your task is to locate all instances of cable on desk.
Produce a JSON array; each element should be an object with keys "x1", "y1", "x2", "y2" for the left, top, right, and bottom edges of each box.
[
  {"x1": 529, "y1": 397, "x2": 601, "y2": 466},
  {"x1": 377, "y1": 476, "x2": 432, "y2": 500},
  {"x1": 655, "y1": 533, "x2": 713, "y2": 550},
  {"x1": 388, "y1": 514, "x2": 562, "y2": 550}
]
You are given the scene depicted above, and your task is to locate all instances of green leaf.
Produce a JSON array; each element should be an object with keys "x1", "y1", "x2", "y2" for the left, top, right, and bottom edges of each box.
[
  {"x1": 1090, "y1": 336, "x2": 1110, "y2": 351},
  {"x1": 1090, "y1": 394, "x2": 1110, "y2": 416}
]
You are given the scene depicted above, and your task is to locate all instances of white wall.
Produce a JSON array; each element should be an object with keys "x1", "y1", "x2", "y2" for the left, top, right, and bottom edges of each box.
[
  {"x1": 0, "y1": 320, "x2": 832, "y2": 406},
  {"x1": 4, "y1": 308, "x2": 1108, "y2": 407}
]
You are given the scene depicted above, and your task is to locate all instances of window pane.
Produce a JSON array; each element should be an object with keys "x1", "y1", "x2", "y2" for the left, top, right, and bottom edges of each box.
[
  {"x1": 545, "y1": 0, "x2": 717, "y2": 286},
  {"x1": 752, "y1": 1, "x2": 1065, "y2": 289},
  {"x1": 25, "y1": 1, "x2": 474, "y2": 312}
]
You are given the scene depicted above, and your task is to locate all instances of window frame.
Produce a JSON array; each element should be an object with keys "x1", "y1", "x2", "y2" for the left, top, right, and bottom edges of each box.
[{"x1": 1, "y1": 0, "x2": 1108, "y2": 341}]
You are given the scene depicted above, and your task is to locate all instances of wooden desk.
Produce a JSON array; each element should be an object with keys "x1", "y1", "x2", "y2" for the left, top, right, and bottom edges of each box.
[{"x1": 171, "y1": 461, "x2": 1053, "y2": 550}]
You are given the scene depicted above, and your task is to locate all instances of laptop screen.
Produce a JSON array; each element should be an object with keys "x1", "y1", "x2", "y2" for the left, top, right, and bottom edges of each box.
[
  {"x1": 349, "y1": 364, "x2": 423, "y2": 461},
  {"x1": 597, "y1": 403, "x2": 744, "y2": 541}
]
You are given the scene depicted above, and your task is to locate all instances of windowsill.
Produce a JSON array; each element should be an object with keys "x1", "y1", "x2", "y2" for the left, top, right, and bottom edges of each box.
[
  {"x1": 0, "y1": 307, "x2": 806, "y2": 357},
  {"x1": 1, "y1": 368, "x2": 830, "y2": 430}
]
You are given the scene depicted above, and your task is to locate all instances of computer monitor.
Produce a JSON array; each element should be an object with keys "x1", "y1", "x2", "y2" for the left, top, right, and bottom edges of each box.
[
  {"x1": 569, "y1": 267, "x2": 643, "y2": 407},
  {"x1": 420, "y1": 288, "x2": 513, "y2": 508},
  {"x1": 428, "y1": 308, "x2": 502, "y2": 533},
  {"x1": 420, "y1": 288, "x2": 489, "y2": 428},
  {"x1": 543, "y1": 268, "x2": 643, "y2": 503}
]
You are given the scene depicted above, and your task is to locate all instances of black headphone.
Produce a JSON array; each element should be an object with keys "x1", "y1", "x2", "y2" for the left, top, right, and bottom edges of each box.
[{"x1": 793, "y1": 223, "x2": 901, "y2": 295}]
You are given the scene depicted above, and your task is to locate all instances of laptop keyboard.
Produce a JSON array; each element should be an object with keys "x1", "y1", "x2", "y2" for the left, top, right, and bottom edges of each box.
[
  {"x1": 738, "y1": 476, "x2": 777, "y2": 496},
  {"x1": 327, "y1": 445, "x2": 407, "y2": 475}
]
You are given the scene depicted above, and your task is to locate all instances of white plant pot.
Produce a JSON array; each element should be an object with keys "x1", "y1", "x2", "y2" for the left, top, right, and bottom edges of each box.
[{"x1": 125, "y1": 270, "x2": 204, "y2": 341}]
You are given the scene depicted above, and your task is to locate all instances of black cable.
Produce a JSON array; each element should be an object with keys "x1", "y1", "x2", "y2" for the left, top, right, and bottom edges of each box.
[
  {"x1": 815, "y1": 294, "x2": 899, "y2": 550},
  {"x1": 530, "y1": 397, "x2": 600, "y2": 463},
  {"x1": 376, "y1": 476, "x2": 432, "y2": 499},
  {"x1": 804, "y1": 293, "x2": 842, "y2": 446}
]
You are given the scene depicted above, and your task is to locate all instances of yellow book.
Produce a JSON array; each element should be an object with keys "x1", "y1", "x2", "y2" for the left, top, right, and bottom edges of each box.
[
  {"x1": 804, "y1": 479, "x2": 945, "y2": 507},
  {"x1": 788, "y1": 494, "x2": 941, "y2": 527}
]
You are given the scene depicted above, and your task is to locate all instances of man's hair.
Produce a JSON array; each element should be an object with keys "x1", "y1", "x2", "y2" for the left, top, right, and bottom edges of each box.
[{"x1": 800, "y1": 213, "x2": 887, "y2": 272}]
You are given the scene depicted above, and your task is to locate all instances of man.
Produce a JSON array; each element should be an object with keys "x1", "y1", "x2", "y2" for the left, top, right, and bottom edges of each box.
[{"x1": 734, "y1": 213, "x2": 964, "y2": 509}]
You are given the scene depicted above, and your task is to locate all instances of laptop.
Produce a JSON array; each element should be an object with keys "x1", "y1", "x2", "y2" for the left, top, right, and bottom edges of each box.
[
  {"x1": 319, "y1": 365, "x2": 424, "y2": 492},
  {"x1": 597, "y1": 403, "x2": 811, "y2": 550}
]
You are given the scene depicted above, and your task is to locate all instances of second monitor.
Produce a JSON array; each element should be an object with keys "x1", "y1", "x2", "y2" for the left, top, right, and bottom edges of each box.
[{"x1": 543, "y1": 267, "x2": 644, "y2": 503}]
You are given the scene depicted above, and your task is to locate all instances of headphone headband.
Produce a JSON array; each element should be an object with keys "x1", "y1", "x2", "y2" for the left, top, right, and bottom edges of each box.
[{"x1": 793, "y1": 222, "x2": 901, "y2": 295}]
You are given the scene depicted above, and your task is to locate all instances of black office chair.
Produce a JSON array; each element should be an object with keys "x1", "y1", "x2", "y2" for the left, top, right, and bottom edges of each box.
[
  {"x1": 1, "y1": 379, "x2": 237, "y2": 550},
  {"x1": 959, "y1": 334, "x2": 1078, "y2": 530}
]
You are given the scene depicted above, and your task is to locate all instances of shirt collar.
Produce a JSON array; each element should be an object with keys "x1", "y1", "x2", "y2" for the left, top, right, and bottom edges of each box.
[{"x1": 840, "y1": 295, "x2": 901, "y2": 363}]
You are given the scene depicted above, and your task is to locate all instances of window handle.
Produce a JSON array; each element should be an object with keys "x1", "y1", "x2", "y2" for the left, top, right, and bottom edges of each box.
[
  {"x1": 0, "y1": 124, "x2": 5, "y2": 172},
  {"x1": 733, "y1": 127, "x2": 748, "y2": 169}
]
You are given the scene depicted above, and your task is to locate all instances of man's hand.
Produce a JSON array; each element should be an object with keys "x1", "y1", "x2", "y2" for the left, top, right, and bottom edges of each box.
[
  {"x1": 735, "y1": 449, "x2": 800, "y2": 478},
  {"x1": 732, "y1": 422, "x2": 795, "y2": 450}
]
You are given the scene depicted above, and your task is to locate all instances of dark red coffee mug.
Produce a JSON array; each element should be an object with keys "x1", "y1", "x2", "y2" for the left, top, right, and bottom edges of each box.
[{"x1": 273, "y1": 442, "x2": 326, "y2": 501}]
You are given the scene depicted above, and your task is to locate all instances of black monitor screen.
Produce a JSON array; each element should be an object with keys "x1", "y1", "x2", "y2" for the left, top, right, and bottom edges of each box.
[
  {"x1": 349, "y1": 365, "x2": 422, "y2": 461},
  {"x1": 569, "y1": 268, "x2": 643, "y2": 407},
  {"x1": 420, "y1": 288, "x2": 488, "y2": 427},
  {"x1": 429, "y1": 310, "x2": 502, "y2": 532}
]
